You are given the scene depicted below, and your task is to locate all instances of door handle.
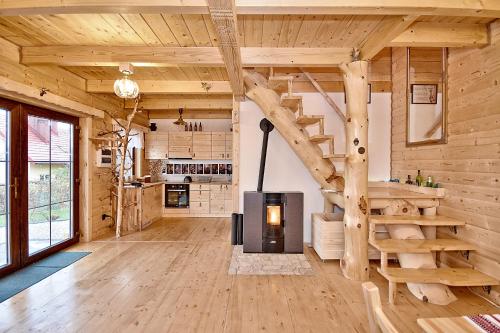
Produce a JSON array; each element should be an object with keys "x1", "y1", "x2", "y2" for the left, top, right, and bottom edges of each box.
[{"x1": 10, "y1": 177, "x2": 18, "y2": 199}]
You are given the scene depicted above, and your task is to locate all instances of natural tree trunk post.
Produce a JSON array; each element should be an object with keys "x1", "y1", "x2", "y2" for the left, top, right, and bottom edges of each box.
[
  {"x1": 339, "y1": 59, "x2": 370, "y2": 281},
  {"x1": 115, "y1": 99, "x2": 140, "y2": 238}
]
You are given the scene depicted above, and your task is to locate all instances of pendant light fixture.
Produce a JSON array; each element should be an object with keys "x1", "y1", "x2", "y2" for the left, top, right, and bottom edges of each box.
[
  {"x1": 173, "y1": 108, "x2": 186, "y2": 126},
  {"x1": 114, "y1": 63, "x2": 139, "y2": 99}
]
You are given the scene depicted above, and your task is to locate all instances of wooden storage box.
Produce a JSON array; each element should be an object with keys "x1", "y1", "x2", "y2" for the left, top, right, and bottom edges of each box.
[{"x1": 312, "y1": 212, "x2": 383, "y2": 260}]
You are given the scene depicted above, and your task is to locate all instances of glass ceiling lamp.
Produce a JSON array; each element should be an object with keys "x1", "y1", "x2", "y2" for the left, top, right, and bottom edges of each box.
[
  {"x1": 114, "y1": 63, "x2": 139, "y2": 99},
  {"x1": 173, "y1": 108, "x2": 186, "y2": 126}
]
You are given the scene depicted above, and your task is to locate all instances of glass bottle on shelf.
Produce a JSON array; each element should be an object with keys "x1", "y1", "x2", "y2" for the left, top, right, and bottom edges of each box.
[
  {"x1": 189, "y1": 122, "x2": 193, "y2": 131},
  {"x1": 425, "y1": 176, "x2": 433, "y2": 187},
  {"x1": 405, "y1": 175, "x2": 413, "y2": 185},
  {"x1": 184, "y1": 123, "x2": 188, "y2": 131},
  {"x1": 194, "y1": 122, "x2": 198, "y2": 131},
  {"x1": 415, "y1": 170, "x2": 423, "y2": 186},
  {"x1": 199, "y1": 122, "x2": 203, "y2": 132}
]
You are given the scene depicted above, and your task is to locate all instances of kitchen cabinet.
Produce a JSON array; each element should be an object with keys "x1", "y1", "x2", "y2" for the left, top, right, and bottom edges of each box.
[
  {"x1": 225, "y1": 133, "x2": 233, "y2": 160},
  {"x1": 211, "y1": 132, "x2": 232, "y2": 160},
  {"x1": 145, "y1": 131, "x2": 232, "y2": 161},
  {"x1": 192, "y1": 132, "x2": 212, "y2": 160},
  {"x1": 121, "y1": 182, "x2": 163, "y2": 233},
  {"x1": 145, "y1": 132, "x2": 169, "y2": 159},
  {"x1": 169, "y1": 132, "x2": 193, "y2": 158},
  {"x1": 189, "y1": 184, "x2": 210, "y2": 214},
  {"x1": 167, "y1": 182, "x2": 233, "y2": 217},
  {"x1": 211, "y1": 132, "x2": 226, "y2": 159},
  {"x1": 209, "y1": 184, "x2": 232, "y2": 214}
]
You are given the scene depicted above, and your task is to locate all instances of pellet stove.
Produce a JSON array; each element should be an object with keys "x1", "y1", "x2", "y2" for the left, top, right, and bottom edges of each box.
[{"x1": 243, "y1": 119, "x2": 304, "y2": 254}]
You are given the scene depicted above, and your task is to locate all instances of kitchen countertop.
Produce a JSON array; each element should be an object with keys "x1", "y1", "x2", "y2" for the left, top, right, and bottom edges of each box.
[
  {"x1": 123, "y1": 181, "x2": 164, "y2": 189},
  {"x1": 125, "y1": 180, "x2": 232, "y2": 188},
  {"x1": 165, "y1": 181, "x2": 232, "y2": 185}
]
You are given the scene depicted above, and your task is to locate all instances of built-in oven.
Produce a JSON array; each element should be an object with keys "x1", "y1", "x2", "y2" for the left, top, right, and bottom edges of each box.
[{"x1": 165, "y1": 184, "x2": 190, "y2": 208}]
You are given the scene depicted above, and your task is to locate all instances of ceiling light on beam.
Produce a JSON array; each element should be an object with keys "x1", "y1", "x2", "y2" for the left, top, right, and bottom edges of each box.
[{"x1": 114, "y1": 63, "x2": 139, "y2": 99}]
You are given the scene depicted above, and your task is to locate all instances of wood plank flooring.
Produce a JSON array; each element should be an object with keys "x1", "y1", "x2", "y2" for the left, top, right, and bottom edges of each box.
[{"x1": 0, "y1": 217, "x2": 497, "y2": 332}]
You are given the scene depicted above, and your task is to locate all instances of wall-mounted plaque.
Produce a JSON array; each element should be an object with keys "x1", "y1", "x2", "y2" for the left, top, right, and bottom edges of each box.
[{"x1": 411, "y1": 84, "x2": 438, "y2": 104}]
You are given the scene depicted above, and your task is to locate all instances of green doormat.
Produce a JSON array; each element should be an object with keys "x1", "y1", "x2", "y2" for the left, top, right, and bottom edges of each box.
[{"x1": 0, "y1": 251, "x2": 90, "y2": 303}]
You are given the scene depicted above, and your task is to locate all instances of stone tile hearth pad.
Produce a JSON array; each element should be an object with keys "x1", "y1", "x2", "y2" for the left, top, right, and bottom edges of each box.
[{"x1": 228, "y1": 245, "x2": 314, "y2": 275}]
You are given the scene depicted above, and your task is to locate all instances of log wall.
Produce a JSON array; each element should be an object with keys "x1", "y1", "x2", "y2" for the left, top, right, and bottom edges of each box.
[{"x1": 391, "y1": 20, "x2": 500, "y2": 304}]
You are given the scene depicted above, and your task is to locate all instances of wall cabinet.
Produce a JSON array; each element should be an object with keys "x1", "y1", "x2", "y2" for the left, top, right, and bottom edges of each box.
[
  {"x1": 168, "y1": 132, "x2": 192, "y2": 158},
  {"x1": 212, "y1": 132, "x2": 232, "y2": 160},
  {"x1": 145, "y1": 133, "x2": 169, "y2": 159},
  {"x1": 145, "y1": 131, "x2": 232, "y2": 160},
  {"x1": 192, "y1": 132, "x2": 212, "y2": 160}
]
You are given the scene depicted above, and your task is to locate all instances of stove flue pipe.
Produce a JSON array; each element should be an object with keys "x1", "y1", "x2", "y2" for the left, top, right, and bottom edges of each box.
[{"x1": 257, "y1": 118, "x2": 274, "y2": 192}]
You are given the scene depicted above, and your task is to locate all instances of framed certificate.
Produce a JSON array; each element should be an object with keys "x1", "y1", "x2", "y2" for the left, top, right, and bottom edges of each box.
[{"x1": 411, "y1": 84, "x2": 438, "y2": 104}]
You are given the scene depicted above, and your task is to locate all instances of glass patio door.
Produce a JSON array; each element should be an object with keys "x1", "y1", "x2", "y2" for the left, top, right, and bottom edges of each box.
[
  {"x1": 0, "y1": 101, "x2": 79, "y2": 277},
  {"x1": 0, "y1": 99, "x2": 20, "y2": 277},
  {"x1": 22, "y1": 106, "x2": 79, "y2": 265}
]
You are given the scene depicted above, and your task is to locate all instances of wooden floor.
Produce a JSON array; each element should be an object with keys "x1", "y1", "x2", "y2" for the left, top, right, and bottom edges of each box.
[{"x1": 0, "y1": 218, "x2": 497, "y2": 332}]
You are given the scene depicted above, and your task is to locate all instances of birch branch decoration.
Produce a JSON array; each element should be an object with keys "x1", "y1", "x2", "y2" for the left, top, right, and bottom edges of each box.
[{"x1": 114, "y1": 97, "x2": 140, "y2": 238}]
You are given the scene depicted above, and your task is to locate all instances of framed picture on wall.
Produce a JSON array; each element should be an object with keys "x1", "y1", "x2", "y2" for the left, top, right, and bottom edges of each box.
[
  {"x1": 189, "y1": 164, "x2": 196, "y2": 174},
  {"x1": 182, "y1": 164, "x2": 189, "y2": 174},
  {"x1": 204, "y1": 164, "x2": 211, "y2": 174},
  {"x1": 226, "y1": 164, "x2": 232, "y2": 175},
  {"x1": 411, "y1": 84, "x2": 438, "y2": 104},
  {"x1": 174, "y1": 164, "x2": 182, "y2": 174},
  {"x1": 166, "y1": 164, "x2": 173, "y2": 174},
  {"x1": 218, "y1": 164, "x2": 226, "y2": 174},
  {"x1": 211, "y1": 164, "x2": 219, "y2": 174},
  {"x1": 197, "y1": 164, "x2": 203, "y2": 174},
  {"x1": 344, "y1": 83, "x2": 371, "y2": 104}
]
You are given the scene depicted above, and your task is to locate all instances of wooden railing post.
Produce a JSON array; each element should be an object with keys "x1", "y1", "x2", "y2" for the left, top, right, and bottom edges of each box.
[{"x1": 340, "y1": 58, "x2": 370, "y2": 281}]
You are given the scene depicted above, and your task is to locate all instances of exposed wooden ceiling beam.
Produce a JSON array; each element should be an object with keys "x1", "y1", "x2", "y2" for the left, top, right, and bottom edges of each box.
[
  {"x1": 207, "y1": 0, "x2": 244, "y2": 99},
  {"x1": 360, "y1": 15, "x2": 419, "y2": 60},
  {"x1": 389, "y1": 22, "x2": 490, "y2": 47},
  {"x1": 1, "y1": 1, "x2": 499, "y2": 17},
  {"x1": 20, "y1": 46, "x2": 356, "y2": 67},
  {"x1": 21, "y1": 46, "x2": 223, "y2": 67},
  {"x1": 149, "y1": 109, "x2": 232, "y2": 119},
  {"x1": 126, "y1": 98, "x2": 233, "y2": 110},
  {"x1": 87, "y1": 80, "x2": 232, "y2": 94}
]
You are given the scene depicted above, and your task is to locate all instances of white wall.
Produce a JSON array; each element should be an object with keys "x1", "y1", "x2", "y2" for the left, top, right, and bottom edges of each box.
[{"x1": 238, "y1": 92, "x2": 391, "y2": 242}]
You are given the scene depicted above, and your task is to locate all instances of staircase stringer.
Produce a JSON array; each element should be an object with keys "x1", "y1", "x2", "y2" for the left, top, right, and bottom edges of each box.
[{"x1": 243, "y1": 70, "x2": 344, "y2": 191}]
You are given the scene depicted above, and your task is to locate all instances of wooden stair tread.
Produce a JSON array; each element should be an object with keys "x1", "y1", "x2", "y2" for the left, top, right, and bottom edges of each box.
[
  {"x1": 296, "y1": 115, "x2": 323, "y2": 125},
  {"x1": 280, "y1": 95, "x2": 302, "y2": 110},
  {"x1": 368, "y1": 187, "x2": 444, "y2": 199},
  {"x1": 323, "y1": 153, "x2": 346, "y2": 161},
  {"x1": 377, "y1": 267, "x2": 499, "y2": 286},
  {"x1": 369, "y1": 215, "x2": 465, "y2": 226},
  {"x1": 268, "y1": 75, "x2": 294, "y2": 91},
  {"x1": 309, "y1": 134, "x2": 333, "y2": 143},
  {"x1": 369, "y1": 238, "x2": 476, "y2": 253}
]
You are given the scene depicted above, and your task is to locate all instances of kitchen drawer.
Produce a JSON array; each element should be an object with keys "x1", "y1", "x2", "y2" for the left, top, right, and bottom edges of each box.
[
  {"x1": 210, "y1": 200, "x2": 225, "y2": 213},
  {"x1": 191, "y1": 184, "x2": 210, "y2": 191},
  {"x1": 190, "y1": 201, "x2": 210, "y2": 214},
  {"x1": 190, "y1": 190, "x2": 209, "y2": 201},
  {"x1": 212, "y1": 132, "x2": 226, "y2": 141},
  {"x1": 210, "y1": 184, "x2": 225, "y2": 192}
]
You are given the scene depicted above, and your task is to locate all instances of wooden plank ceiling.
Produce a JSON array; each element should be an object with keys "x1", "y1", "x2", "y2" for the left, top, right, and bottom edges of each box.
[{"x1": 0, "y1": 11, "x2": 495, "y2": 115}]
